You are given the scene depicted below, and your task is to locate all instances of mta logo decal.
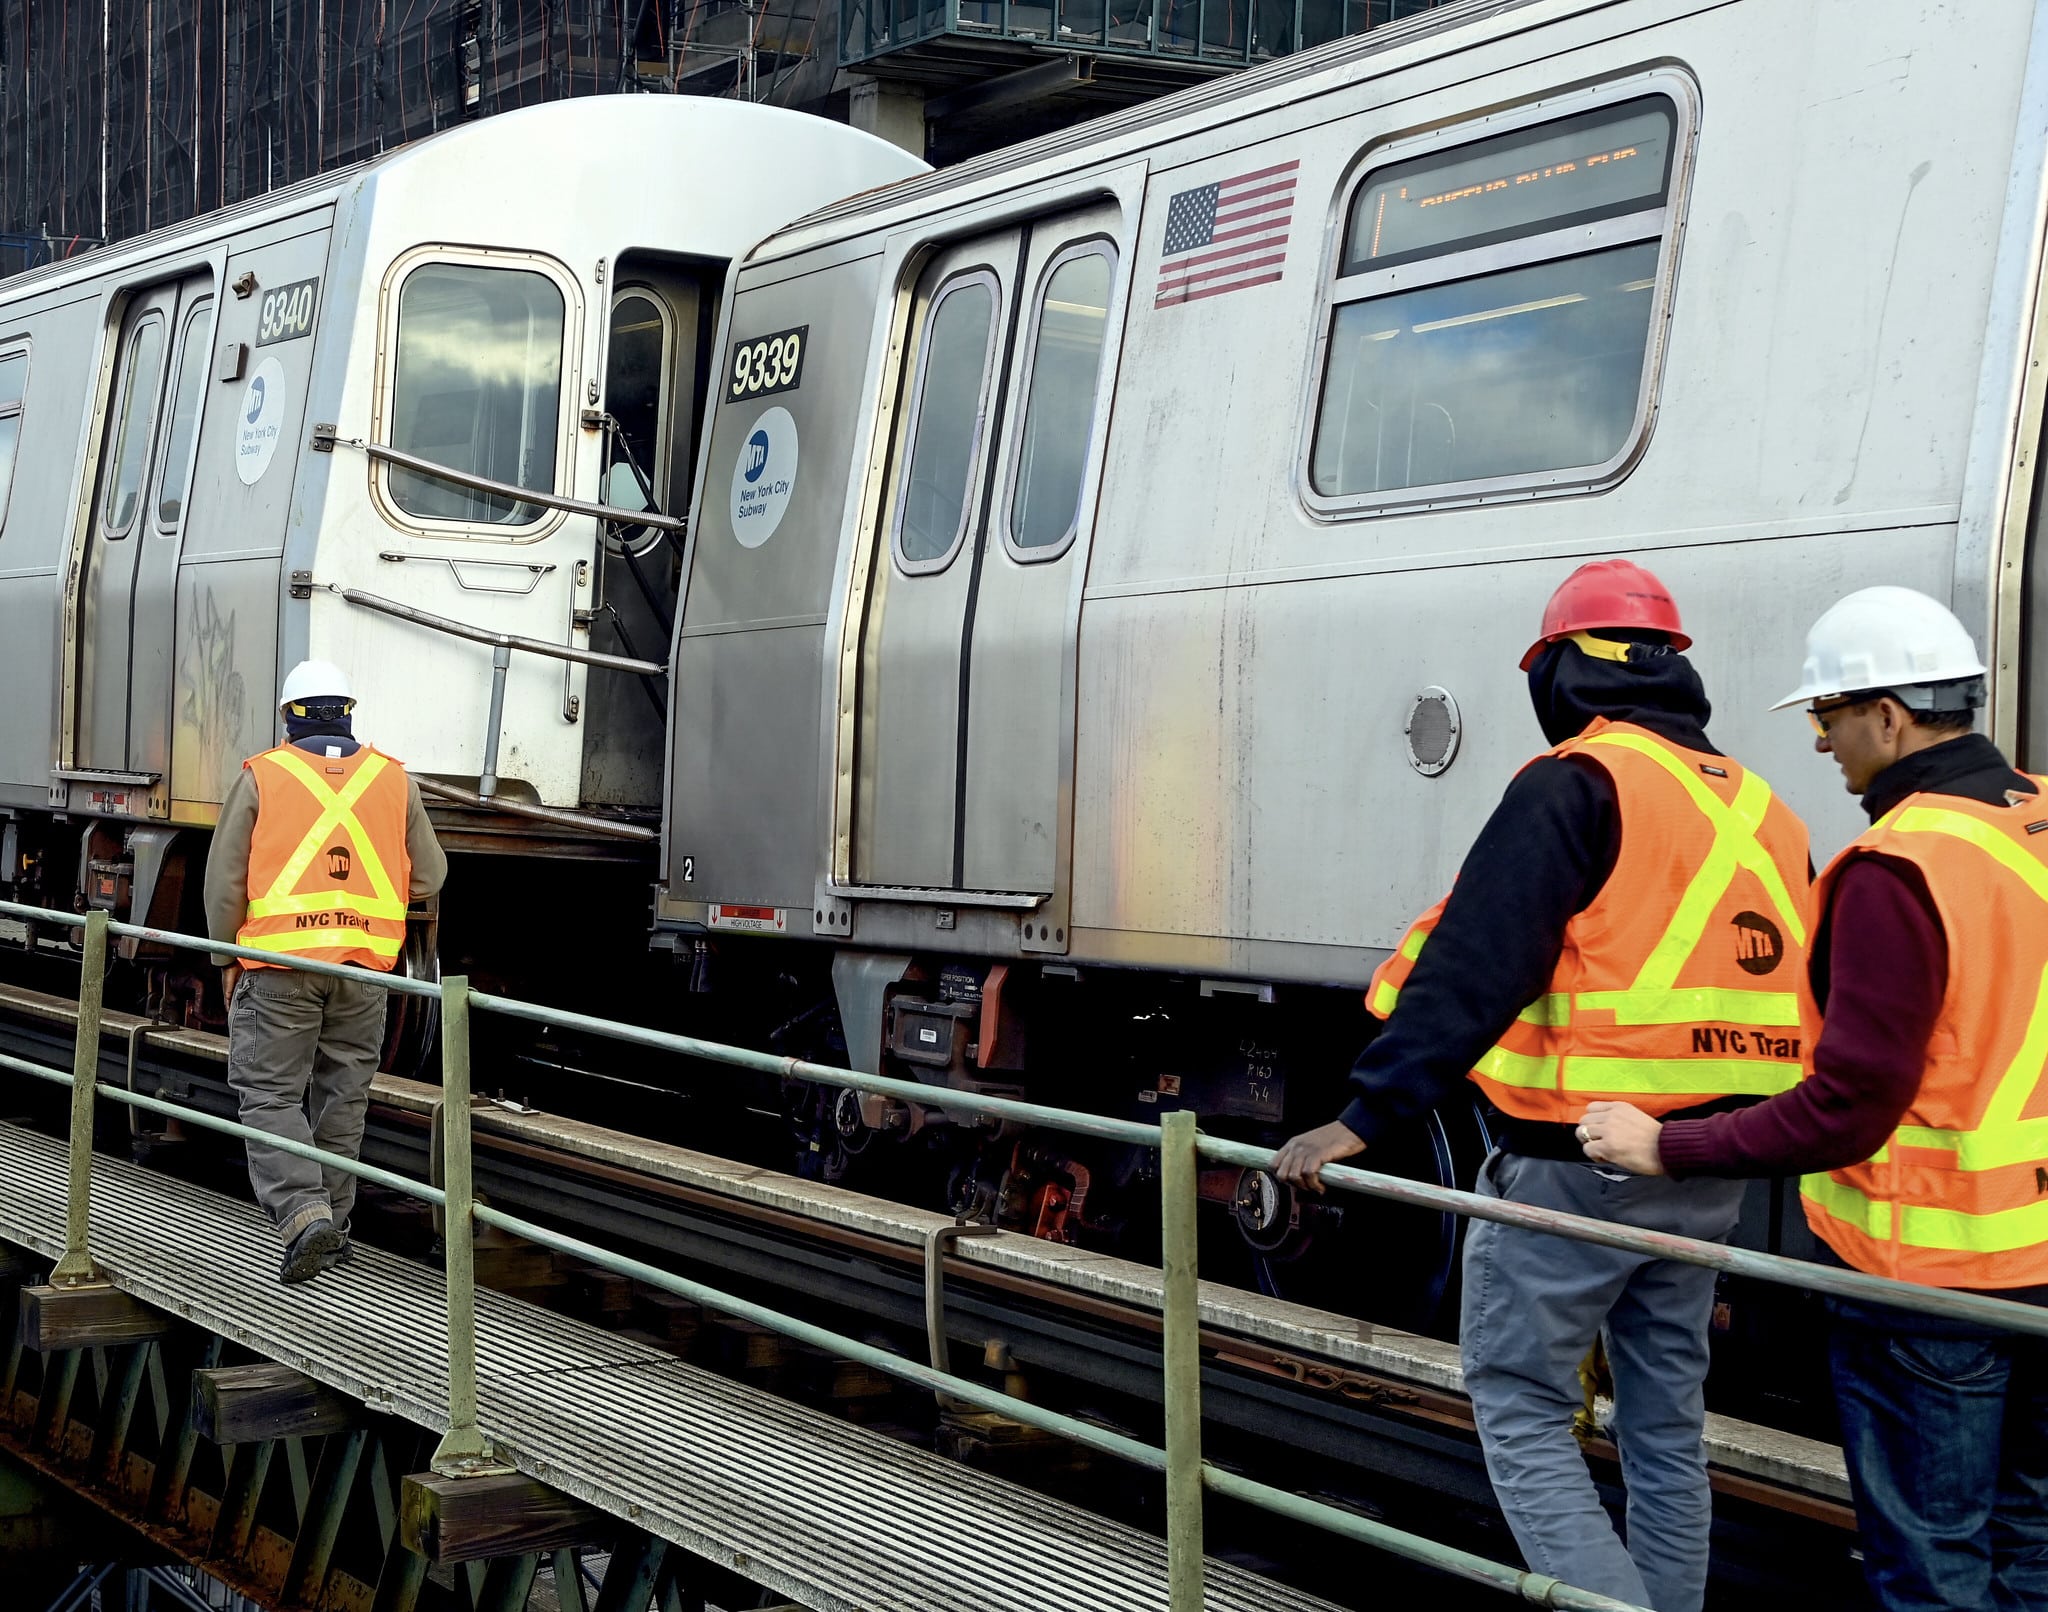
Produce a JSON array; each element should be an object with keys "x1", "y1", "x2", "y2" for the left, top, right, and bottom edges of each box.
[
  {"x1": 1731, "y1": 911, "x2": 1783, "y2": 976},
  {"x1": 325, "y1": 845, "x2": 351, "y2": 881},
  {"x1": 246, "y1": 376, "x2": 267, "y2": 423},
  {"x1": 744, "y1": 430, "x2": 770, "y2": 484}
]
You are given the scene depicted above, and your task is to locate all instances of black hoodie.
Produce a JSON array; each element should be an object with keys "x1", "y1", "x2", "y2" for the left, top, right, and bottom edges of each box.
[{"x1": 1338, "y1": 636, "x2": 1723, "y2": 1155}]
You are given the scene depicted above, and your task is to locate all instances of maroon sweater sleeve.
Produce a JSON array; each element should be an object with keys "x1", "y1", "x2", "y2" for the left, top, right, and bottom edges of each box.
[{"x1": 1657, "y1": 855, "x2": 1943, "y2": 1179}]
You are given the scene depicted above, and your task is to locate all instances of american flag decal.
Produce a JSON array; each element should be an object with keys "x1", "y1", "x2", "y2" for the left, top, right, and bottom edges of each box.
[{"x1": 1155, "y1": 159, "x2": 1299, "y2": 308}]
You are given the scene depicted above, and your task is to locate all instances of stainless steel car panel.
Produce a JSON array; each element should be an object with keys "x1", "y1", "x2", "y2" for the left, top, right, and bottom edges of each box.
[
  {"x1": 672, "y1": 623, "x2": 831, "y2": 912},
  {"x1": 670, "y1": 256, "x2": 894, "y2": 904},
  {"x1": 661, "y1": 0, "x2": 2045, "y2": 989}
]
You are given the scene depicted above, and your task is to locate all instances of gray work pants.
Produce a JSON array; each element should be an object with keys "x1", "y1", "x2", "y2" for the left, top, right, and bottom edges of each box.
[
  {"x1": 224, "y1": 967, "x2": 386, "y2": 1244},
  {"x1": 1461, "y1": 1149, "x2": 1746, "y2": 1612}
]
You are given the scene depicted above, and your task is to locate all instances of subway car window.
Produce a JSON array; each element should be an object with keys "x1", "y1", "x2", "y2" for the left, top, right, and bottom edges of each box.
[
  {"x1": 895, "y1": 273, "x2": 998, "y2": 570},
  {"x1": 1311, "y1": 93, "x2": 1679, "y2": 506},
  {"x1": 156, "y1": 300, "x2": 214, "y2": 530},
  {"x1": 605, "y1": 289, "x2": 670, "y2": 507},
  {"x1": 0, "y1": 348, "x2": 24, "y2": 535},
  {"x1": 389, "y1": 263, "x2": 564, "y2": 525},
  {"x1": 1007, "y1": 245, "x2": 1115, "y2": 557},
  {"x1": 102, "y1": 316, "x2": 166, "y2": 536}
]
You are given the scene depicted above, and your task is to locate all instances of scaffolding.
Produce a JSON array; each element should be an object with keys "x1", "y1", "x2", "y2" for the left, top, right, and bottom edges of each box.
[{"x1": 0, "y1": 0, "x2": 828, "y2": 268}]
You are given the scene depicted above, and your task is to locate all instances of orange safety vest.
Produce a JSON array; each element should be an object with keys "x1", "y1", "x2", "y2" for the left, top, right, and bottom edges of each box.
[
  {"x1": 1367, "y1": 718, "x2": 1811, "y2": 1122},
  {"x1": 1799, "y1": 782, "x2": 2048, "y2": 1289},
  {"x1": 235, "y1": 743, "x2": 412, "y2": 972}
]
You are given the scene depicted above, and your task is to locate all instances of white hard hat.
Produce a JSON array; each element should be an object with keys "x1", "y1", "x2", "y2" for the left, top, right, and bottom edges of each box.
[
  {"x1": 1770, "y1": 586, "x2": 1987, "y2": 711},
  {"x1": 278, "y1": 659, "x2": 354, "y2": 714}
]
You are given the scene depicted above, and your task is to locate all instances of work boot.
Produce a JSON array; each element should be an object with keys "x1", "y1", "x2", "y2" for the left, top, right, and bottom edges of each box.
[
  {"x1": 316, "y1": 1235, "x2": 355, "y2": 1274},
  {"x1": 279, "y1": 1221, "x2": 343, "y2": 1285}
]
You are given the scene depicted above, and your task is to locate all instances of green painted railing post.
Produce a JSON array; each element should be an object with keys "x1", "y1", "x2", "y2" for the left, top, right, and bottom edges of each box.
[
  {"x1": 1161, "y1": 1108, "x2": 1205, "y2": 1610},
  {"x1": 430, "y1": 975, "x2": 504, "y2": 1477},
  {"x1": 52, "y1": 909, "x2": 107, "y2": 1286}
]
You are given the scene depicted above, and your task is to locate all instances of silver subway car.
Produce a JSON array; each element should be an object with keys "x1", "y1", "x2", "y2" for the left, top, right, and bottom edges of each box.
[
  {"x1": 658, "y1": 0, "x2": 2048, "y2": 1293},
  {"x1": 0, "y1": 99, "x2": 920, "y2": 971}
]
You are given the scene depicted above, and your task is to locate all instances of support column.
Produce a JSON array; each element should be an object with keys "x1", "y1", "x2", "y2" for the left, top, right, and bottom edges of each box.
[{"x1": 846, "y1": 75, "x2": 927, "y2": 155}]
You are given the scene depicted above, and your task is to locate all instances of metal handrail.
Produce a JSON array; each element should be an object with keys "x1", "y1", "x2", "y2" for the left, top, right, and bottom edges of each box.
[
  {"x1": 313, "y1": 428, "x2": 688, "y2": 535},
  {"x1": 333, "y1": 589, "x2": 664, "y2": 676},
  {"x1": 12, "y1": 892, "x2": 2031, "y2": 1607},
  {"x1": 323, "y1": 586, "x2": 662, "y2": 802}
]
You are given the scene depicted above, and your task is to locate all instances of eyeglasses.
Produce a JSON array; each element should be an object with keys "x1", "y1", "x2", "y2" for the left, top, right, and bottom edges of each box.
[{"x1": 1807, "y1": 697, "x2": 1869, "y2": 737}]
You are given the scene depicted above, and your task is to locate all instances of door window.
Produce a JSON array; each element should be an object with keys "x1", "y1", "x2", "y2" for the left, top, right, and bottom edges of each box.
[
  {"x1": 0, "y1": 347, "x2": 25, "y2": 537},
  {"x1": 893, "y1": 272, "x2": 1000, "y2": 573},
  {"x1": 604, "y1": 289, "x2": 671, "y2": 509},
  {"x1": 101, "y1": 316, "x2": 166, "y2": 538},
  {"x1": 1005, "y1": 244, "x2": 1116, "y2": 558},
  {"x1": 388, "y1": 262, "x2": 566, "y2": 525},
  {"x1": 155, "y1": 300, "x2": 214, "y2": 531}
]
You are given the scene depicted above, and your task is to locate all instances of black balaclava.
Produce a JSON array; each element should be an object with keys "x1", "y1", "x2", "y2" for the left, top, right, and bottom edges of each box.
[
  {"x1": 1525, "y1": 629, "x2": 1714, "y2": 749},
  {"x1": 284, "y1": 702, "x2": 356, "y2": 749}
]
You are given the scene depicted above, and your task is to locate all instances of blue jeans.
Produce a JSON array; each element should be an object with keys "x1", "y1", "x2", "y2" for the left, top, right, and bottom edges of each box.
[{"x1": 1828, "y1": 1294, "x2": 2048, "y2": 1610}]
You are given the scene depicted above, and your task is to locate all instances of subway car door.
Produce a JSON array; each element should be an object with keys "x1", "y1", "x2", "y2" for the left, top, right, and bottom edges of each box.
[
  {"x1": 75, "y1": 272, "x2": 213, "y2": 795},
  {"x1": 853, "y1": 203, "x2": 1122, "y2": 895},
  {"x1": 957, "y1": 208, "x2": 1120, "y2": 896},
  {"x1": 853, "y1": 232, "x2": 1026, "y2": 889}
]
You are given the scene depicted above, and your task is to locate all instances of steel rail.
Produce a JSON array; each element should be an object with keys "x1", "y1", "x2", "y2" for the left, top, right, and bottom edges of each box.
[
  {"x1": 9, "y1": 901, "x2": 2043, "y2": 1338},
  {"x1": 467, "y1": 987, "x2": 2048, "y2": 1341},
  {"x1": 472, "y1": 1199, "x2": 1642, "y2": 1611},
  {"x1": 0, "y1": 992, "x2": 1858, "y2": 1534},
  {"x1": 0, "y1": 1043, "x2": 448, "y2": 1209}
]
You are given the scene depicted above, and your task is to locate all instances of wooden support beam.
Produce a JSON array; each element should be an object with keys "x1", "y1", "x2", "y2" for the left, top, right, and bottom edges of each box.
[
  {"x1": 192, "y1": 1363, "x2": 361, "y2": 1445},
  {"x1": 17, "y1": 1285, "x2": 167, "y2": 1352},
  {"x1": 400, "y1": 1471, "x2": 615, "y2": 1564}
]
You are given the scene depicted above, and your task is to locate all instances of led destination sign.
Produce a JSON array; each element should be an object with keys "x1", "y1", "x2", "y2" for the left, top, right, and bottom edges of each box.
[{"x1": 1345, "y1": 98, "x2": 1675, "y2": 274}]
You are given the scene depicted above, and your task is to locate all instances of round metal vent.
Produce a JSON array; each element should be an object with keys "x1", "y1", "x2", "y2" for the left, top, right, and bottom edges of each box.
[{"x1": 1405, "y1": 686, "x2": 1461, "y2": 777}]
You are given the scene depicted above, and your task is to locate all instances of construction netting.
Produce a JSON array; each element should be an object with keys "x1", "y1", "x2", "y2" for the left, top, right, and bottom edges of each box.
[{"x1": 0, "y1": 1, "x2": 818, "y2": 275}]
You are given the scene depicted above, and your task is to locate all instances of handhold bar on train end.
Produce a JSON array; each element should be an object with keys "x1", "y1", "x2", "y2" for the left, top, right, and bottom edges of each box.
[{"x1": 311, "y1": 426, "x2": 688, "y2": 534}]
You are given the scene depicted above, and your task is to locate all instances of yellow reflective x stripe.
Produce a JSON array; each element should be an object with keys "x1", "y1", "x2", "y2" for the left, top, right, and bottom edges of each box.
[
  {"x1": 1892, "y1": 959, "x2": 2048, "y2": 1170},
  {"x1": 1476, "y1": 1049, "x2": 1799, "y2": 1093},
  {"x1": 1578, "y1": 734, "x2": 1807, "y2": 1018},
  {"x1": 241, "y1": 929, "x2": 403, "y2": 960},
  {"x1": 1892, "y1": 803, "x2": 2048, "y2": 907},
  {"x1": 246, "y1": 888, "x2": 408, "y2": 921},
  {"x1": 1883, "y1": 811, "x2": 2048, "y2": 1171},
  {"x1": 257, "y1": 750, "x2": 402, "y2": 917}
]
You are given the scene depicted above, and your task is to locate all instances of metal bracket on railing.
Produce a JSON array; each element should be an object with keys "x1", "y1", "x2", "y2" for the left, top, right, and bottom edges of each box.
[
  {"x1": 124, "y1": 1021, "x2": 161, "y2": 1142},
  {"x1": 924, "y1": 1217, "x2": 999, "y2": 1413}
]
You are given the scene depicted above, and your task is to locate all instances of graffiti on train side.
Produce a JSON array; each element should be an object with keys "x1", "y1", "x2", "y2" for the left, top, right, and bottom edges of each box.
[{"x1": 176, "y1": 589, "x2": 250, "y2": 802}]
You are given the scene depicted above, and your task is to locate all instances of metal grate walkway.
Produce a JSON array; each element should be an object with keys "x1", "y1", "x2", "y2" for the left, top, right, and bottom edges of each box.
[{"x1": 0, "y1": 1121, "x2": 1342, "y2": 1612}]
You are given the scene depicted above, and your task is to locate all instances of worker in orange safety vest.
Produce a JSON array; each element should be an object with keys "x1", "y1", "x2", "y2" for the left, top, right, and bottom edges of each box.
[
  {"x1": 1582, "y1": 586, "x2": 2048, "y2": 1611},
  {"x1": 203, "y1": 660, "x2": 446, "y2": 1283},
  {"x1": 1276, "y1": 559, "x2": 1811, "y2": 1612}
]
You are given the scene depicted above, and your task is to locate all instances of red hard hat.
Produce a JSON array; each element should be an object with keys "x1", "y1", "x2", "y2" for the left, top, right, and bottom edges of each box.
[{"x1": 1519, "y1": 559, "x2": 1690, "y2": 671}]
